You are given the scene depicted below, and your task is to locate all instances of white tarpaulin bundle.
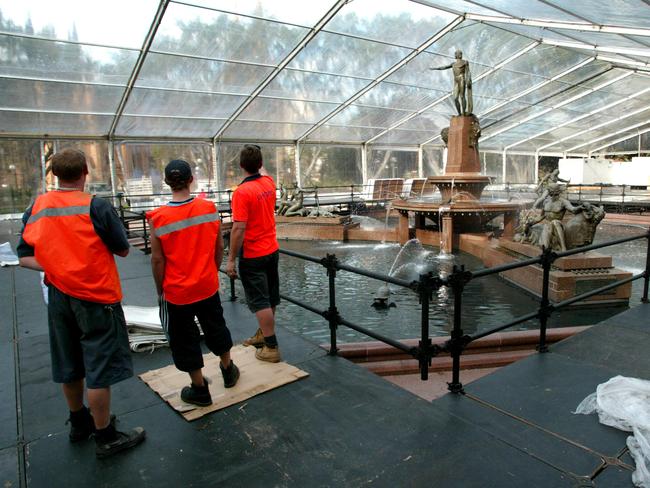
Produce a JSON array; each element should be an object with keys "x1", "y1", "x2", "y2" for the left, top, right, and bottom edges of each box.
[
  {"x1": 575, "y1": 376, "x2": 650, "y2": 487},
  {"x1": 0, "y1": 242, "x2": 18, "y2": 266},
  {"x1": 122, "y1": 305, "x2": 168, "y2": 353}
]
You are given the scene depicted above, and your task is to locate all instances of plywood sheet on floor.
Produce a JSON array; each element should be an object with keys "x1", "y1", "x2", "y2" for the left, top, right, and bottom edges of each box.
[{"x1": 140, "y1": 345, "x2": 309, "y2": 421}]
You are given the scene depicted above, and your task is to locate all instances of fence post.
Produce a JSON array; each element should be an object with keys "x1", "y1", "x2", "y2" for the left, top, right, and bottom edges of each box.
[
  {"x1": 142, "y1": 213, "x2": 150, "y2": 254},
  {"x1": 323, "y1": 253, "x2": 339, "y2": 355},
  {"x1": 447, "y1": 265, "x2": 470, "y2": 394},
  {"x1": 418, "y1": 273, "x2": 432, "y2": 380},
  {"x1": 537, "y1": 247, "x2": 555, "y2": 352},
  {"x1": 641, "y1": 228, "x2": 650, "y2": 303}
]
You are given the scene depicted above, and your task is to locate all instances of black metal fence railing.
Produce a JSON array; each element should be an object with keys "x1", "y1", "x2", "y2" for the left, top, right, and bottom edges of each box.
[{"x1": 222, "y1": 228, "x2": 650, "y2": 393}]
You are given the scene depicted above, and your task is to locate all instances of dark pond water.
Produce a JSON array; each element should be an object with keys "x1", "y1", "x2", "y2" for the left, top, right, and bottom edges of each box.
[{"x1": 231, "y1": 222, "x2": 648, "y2": 345}]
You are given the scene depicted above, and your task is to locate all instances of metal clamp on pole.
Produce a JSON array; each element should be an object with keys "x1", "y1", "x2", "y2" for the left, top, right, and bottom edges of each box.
[
  {"x1": 537, "y1": 246, "x2": 557, "y2": 352},
  {"x1": 417, "y1": 272, "x2": 433, "y2": 380},
  {"x1": 641, "y1": 229, "x2": 650, "y2": 303},
  {"x1": 446, "y1": 264, "x2": 472, "y2": 394},
  {"x1": 322, "y1": 253, "x2": 340, "y2": 355}
]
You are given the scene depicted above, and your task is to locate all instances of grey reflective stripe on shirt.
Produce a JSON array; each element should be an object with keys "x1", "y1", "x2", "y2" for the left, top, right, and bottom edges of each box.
[
  {"x1": 27, "y1": 205, "x2": 90, "y2": 224},
  {"x1": 154, "y1": 212, "x2": 218, "y2": 237}
]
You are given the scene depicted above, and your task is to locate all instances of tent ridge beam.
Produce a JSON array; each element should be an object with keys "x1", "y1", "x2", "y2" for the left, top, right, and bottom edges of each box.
[{"x1": 108, "y1": 0, "x2": 170, "y2": 138}]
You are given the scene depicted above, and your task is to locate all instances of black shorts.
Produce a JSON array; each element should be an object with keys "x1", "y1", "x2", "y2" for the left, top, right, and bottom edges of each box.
[
  {"x1": 239, "y1": 250, "x2": 280, "y2": 313},
  {"x1": 159, "y1": 291, "x2": 233, "y2": 372},
  {"x1": 47, "y1": 286, "x2": 133, "y2": 389}
]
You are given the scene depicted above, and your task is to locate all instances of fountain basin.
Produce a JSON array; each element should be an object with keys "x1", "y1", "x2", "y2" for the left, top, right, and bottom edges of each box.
[{"x1": 391, "y1": 198, "x2": 526, "y2": 251}]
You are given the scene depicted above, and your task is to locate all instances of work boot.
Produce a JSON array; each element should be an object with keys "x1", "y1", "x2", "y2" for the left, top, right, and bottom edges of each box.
[
  {"x1": 180, "y1": 382, "x2": 212, "y2": 407},
  {"x1": 67, "y1": 407, "x2": 116, "y2": 442},
  {"x1": 243, "y1": 328, "x2": 264, "y2": 348},
  {"x1": 67, "y1": 406, "x2": 94, "y2": 442},
  {"x1": 255, "y1": 345, "x2": 281, "y2": 363},
  {"x1": 95, "y1": 424, "x2": 146, "y2": 459},
  {"x1": 220, "y1": 361, "x2": 240, "y2": 388}
]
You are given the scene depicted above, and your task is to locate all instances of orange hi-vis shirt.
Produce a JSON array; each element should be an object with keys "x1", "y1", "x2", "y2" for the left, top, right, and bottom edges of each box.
[
  {"x1": 22, "y1": 190, "x2": 122, "y2": 304},
  {"x1": 147, "y1": 198, "x2": 220, "y2": 305},
  {"x1": 231, "y1": 174, "x2": 279, "y2": 259}
]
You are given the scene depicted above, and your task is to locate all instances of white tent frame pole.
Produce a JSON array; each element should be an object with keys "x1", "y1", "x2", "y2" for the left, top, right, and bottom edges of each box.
[
  {"x1": 212, "y1": 0, "x2": 348, "y2": 140},
  {"x1": 296, "y1": 15, "x2": 464, "y2": 142},
  {"x1": 108, "y1": 140, "x2": 117, "y2": 196},
  {"x1": 421, "y1": 57, "x2": 594, "y2": 146},
  {"x1": 211, "y1": 142, "x2": 220, "y2": 193},
  {"x1": 417, "y1": 144, "x2": 423, "y2": 178},
  {"x1": 364, "y1": 41, "x2": 539, "y2": 145},
  {"x1": 295, "y1": 141, "x2": 302, "y2": 186},
  {"x1": 482, "y1": 71, "x2": 633, "y2": 143},
  {"x1": 39, "y1": 141, "x2": 47, "y2": 193},
  {"x1": 361, "y1": 143, "x2": 368, "y2": 184},
  {"x1": 502, "y1": 149, "x2": 507, "y2": 184}
]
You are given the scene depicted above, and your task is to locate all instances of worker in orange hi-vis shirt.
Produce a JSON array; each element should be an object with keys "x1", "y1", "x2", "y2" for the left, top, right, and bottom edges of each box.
[
  {"x1": 18, "y1": 148, "x2": 145, "y2": 458},
  {"x1": 148, "y1": 160, "x2": 240, "y2": 407},
  {"x1": 226, "y1": 145, "x2": 281, "y2": 363}
]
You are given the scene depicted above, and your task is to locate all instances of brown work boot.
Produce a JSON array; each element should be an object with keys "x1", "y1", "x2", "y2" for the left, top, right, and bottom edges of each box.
[
  {"x1": 243, "y1": 328, "x2": 264, "y2": 348},
  {"x1": 255, "y1": 345, "x2": 281, "y2": 363}
]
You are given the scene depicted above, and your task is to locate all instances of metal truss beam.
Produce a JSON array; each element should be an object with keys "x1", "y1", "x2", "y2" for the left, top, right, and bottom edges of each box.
[
  {"x1": 567, "y1": 117, "x2": 650, "y2": 152},
  {"x1": 296, "y1": 15, "x2": 464, "y2": 143},
  {"x1": 464, "y1": 13, "x2": 650, "y2": 38},
  {"x1": 212, "y1": 0, "x2": 348, "y2": 141},
  {"x1": 480, "y1": 71, "x2": 632, "y2": 143},
  {"x1": 108, "y1": 0, "x2": 170, "y2": 138},
  {"x1": 536, "y1": 89, "x2": 650, "y2": 152},
  {"x1": 506, "y1": 84, "x2": 650, "y2": 151},
  {"x1": 364, "y1": 40, "x2": 539, "y2": 145},
  {"x1": 421, "y1": 57, "x2": 594, "y2": 146},
  {"x1": 591, "y1": 126, "x2": 650, "y2": 154}
]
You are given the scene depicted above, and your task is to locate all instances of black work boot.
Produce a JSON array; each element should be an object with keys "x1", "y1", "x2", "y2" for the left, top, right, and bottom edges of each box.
[
  {"x1": 95, "y1": 423, "x2": 146, "y2": 459},
  {"x1": 220, "y1": 361, "x2": 240, "y2": 388},
  {"x1": 67, "y1": 406, "x2": 94, "y2": 442},
  {"x1": 180, "y1": 381, "x2": 212, "y2": 407}
]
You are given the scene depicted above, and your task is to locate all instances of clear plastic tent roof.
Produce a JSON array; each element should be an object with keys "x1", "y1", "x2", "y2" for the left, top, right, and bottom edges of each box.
[{"x1": 1, "y1": 0, "x2": 650, "y2": 155}]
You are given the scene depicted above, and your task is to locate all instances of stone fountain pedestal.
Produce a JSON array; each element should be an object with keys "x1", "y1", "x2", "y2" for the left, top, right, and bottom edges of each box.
[{"x1": 392, "y1": 114, "x2": 524, "y2": 252}]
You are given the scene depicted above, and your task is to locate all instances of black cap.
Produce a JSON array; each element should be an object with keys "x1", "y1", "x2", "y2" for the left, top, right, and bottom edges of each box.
[{"x1": 164, "y1": 159, "x2": 192, "y2": 181}]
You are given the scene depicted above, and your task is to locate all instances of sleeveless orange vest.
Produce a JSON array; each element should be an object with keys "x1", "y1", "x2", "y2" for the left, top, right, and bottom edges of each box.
[
  {"x1": 147, "y1": 199, "x2": 220, "y2": 305},
  {"x1": 22, "y1": 191, "x2": 122, "y2": 303}
]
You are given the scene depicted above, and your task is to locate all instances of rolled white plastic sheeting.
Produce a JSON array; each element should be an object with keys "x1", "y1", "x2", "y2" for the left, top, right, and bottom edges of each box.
[
  {"x1": 123, "y1": 305, "x2": 168, "y2": 353},
  {"x1": 0, "y1": 242, "x2": 18, "y2": 266},
  {"x1": 575, "y1": 376, "x2": 650, "y2": 487}
]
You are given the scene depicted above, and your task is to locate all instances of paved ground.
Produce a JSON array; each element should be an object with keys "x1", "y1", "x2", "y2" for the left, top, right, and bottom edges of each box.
[{"x1": 1, "y1": 219, "x2": 648, "y2": 487}]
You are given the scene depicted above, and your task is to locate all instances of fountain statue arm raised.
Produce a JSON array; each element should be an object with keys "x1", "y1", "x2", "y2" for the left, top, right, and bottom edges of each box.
[{"x1": 429, "y1": 49, "x2": 473, "y2": 116}]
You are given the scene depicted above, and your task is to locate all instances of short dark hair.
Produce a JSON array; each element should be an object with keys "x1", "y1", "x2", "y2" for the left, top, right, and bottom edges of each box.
[
  {"x1": 164, "y1": 159, "x2": 193, "y2": 191},
  {"x1": 51, "y1": 149, "x2": 87, "y2": 181},
  {"x1": 240, "y1": 144, "x2": 263, "y2": 174}
]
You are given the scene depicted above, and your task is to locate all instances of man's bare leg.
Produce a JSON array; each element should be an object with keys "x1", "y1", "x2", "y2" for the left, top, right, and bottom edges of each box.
[
  {"x1": 87, "y1": 387, "x2": 111, "y2": 429},
  {"x1": 189, "y1": 369, "x2": 205, "y2": 387},
  {"x1": 62, "y1": 379, "x2": 85, "y2": 412},
  {"x1": 255, "y1": 307, "x2": 275, "y2": 337}
]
